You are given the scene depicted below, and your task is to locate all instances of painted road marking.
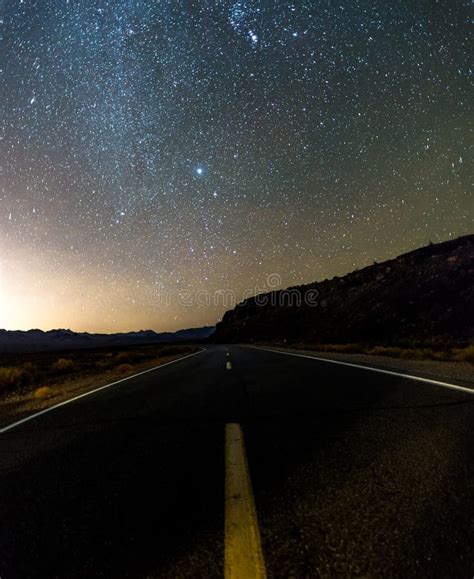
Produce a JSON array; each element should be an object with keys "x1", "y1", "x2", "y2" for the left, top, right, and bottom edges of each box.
[
  {"x1": 0, "y1": 349, "x2": 205, "y2": 434},
  {"x1": 225, "y1": 423, "x2": 266, "y2": 579},
  {"x1": 248, "y1": 346, "x2": 474, "y2": 395},
  {"x1": 227, "y1": 361, "x2": 232, "y2": 370}
]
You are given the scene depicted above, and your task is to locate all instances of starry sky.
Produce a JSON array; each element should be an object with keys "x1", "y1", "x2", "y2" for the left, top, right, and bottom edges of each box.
[{"x1": 1, "y1": 0, "x2": 472, "y2": 333}]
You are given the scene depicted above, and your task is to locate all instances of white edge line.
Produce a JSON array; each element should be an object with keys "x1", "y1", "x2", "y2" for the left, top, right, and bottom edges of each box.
[
  {"x1": 246, "y1": 345, "x2": 474, "y2": 395},
  {"x1": 0, "y1": 348, "x2": 206, "y2": 434}
]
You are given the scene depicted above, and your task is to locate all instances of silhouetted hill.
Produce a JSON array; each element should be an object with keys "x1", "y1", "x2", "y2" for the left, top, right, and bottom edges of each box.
[
  {"x1": 0, "y1": 326, "x2": 214, "y2": 354},
  {"x1": 214, "y1": 235, "x2": 474, "y2": 346}
]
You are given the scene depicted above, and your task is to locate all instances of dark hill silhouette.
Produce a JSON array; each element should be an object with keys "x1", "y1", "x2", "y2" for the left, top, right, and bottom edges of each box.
[
  {"x1": 0, "y1": 326, "x2": 214, "y2": 354},
  {"x1": 214, "y1": 235, "x2": 474, "y2": 346}
]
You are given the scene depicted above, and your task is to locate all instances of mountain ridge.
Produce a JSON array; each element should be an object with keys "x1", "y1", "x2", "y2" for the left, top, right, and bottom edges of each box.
[{"x1": 0, "y1": 326, "x2": 215, "y2": 353}]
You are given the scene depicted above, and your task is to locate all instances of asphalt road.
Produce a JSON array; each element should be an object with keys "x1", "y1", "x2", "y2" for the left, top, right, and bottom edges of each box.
[{"x1": 1, "y1": 345, "x2": 473, "y2": 578}]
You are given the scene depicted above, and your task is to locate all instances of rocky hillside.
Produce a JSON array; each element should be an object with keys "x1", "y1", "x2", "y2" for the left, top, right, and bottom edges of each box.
[{"x1": 214, "y1": 235, "x2": 474, "y2": 346}]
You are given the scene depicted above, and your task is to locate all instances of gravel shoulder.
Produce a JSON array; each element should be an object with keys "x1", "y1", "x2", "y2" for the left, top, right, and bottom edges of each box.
[{"x1": 257, "y1": 345, "x2": 474, "y2": 388}]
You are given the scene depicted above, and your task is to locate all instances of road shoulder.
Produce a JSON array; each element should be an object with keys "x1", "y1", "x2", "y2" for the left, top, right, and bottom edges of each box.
[{"x1": 249, "y1": 345, "x2": 474, "y2": 388}]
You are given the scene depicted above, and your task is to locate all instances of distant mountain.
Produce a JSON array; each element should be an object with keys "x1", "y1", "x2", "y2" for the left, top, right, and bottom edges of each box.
[
  {"x1": 214, "y1": 235, "x2": 474, "y2": 346},
  {"x1": 0, "y1": 326, "x2": 215, "y2": 354}
]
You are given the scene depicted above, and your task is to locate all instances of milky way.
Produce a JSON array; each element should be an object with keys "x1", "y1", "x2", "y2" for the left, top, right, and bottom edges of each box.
[{"x1": 1, "y1": 0, "x2": 472, "y2": 332}]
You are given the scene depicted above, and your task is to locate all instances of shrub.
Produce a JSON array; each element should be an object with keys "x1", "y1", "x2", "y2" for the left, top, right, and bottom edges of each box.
[
  {"x1": 454, "y1": 345, "x2": 474, "y2": 363},
  {"x1": 115, "y1": 351, "x2": 133, "y2": 363},
  {"x1": 368, "y1": 346, "x2": 403, "y2": 358},
  {"x1": 115, "y1": 351, "x2": 147, "y2": 364},
  {"x1": 95, "y1": 359, "x2": 113, "y2": 369},
  {"x1": 0, "y1": 367, "x2": 31, "y2": 390},
  {"x1": 117, "y1": 363, "x2": 133, "y2": 374},
  {"x1": 398, "y1": 348, "x2": 420, "y2": 360},
  {"x1": 307, "y1": 343, "x2": 365, "y2": 354},
  {"x1": 52, "y1": 358, "x2": 74, "y2": 373},
  {"x1": 318, "y1": 344, "x2": 342, "y2": 352},
  {"x1": 21, "y1": 362, "x2": 37, "y2": 373},
  {"x1": 34, "y1": 386, "x2": 53, "y2": 399}
]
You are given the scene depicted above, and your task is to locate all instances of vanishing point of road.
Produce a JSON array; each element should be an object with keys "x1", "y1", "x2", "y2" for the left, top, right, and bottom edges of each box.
[{"x1": 1, "y1": 345, "x2": 473, "y2": 578}]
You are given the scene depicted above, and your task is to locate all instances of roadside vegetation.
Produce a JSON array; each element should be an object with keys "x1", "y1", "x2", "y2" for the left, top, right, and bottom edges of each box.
[
  {"x1": 266, "y1": 341, "x2": 474, "y2": 363},
  {"x1": 0, "y1": 344, "x2": 198, "y2": 400}
]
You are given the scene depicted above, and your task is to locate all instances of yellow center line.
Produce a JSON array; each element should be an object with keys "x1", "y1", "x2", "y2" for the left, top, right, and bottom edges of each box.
[{"x1": 225, "y1": 423, "x2": 267, "y2": 579}]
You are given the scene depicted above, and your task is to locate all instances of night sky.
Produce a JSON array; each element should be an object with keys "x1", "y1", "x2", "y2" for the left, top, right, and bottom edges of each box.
[{"x1": 1, "y1": 0, "x2": 472, "y2": 333}]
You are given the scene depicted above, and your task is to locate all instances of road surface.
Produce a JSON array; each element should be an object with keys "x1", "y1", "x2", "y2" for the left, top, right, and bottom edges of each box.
[{"x1": 1, "y1": 345, "x2": 473, "y2": 578}]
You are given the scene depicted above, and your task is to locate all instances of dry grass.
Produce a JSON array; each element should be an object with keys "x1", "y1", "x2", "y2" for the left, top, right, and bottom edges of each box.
[
  {"x1": 368, "y1": 346, "x2": 434, "y2": 359},
  {"x1": 0, "y1": 366, "x2": 32, "y2": 390},
  {"x1": 117, "y1": 363, "x2": 134, "y2": 374},
  {"x1": 52, "y1": 357, "x2": 74, "y2": 373},
  {"x1": 115, "y1": 351, "x2": 133, "y2": 363},
  {"x1": 295, "y1": 342, "x2": 372, "y2": 355},
  {"x1": 453, "y1": 344, "x2": 474, "y2": 363},
  {"x1": 287, "y1": 341, "x2": 474, "y2": 363},
  {"x1": 34, "y1": 386, "x2": 53, "y2": 399}
]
